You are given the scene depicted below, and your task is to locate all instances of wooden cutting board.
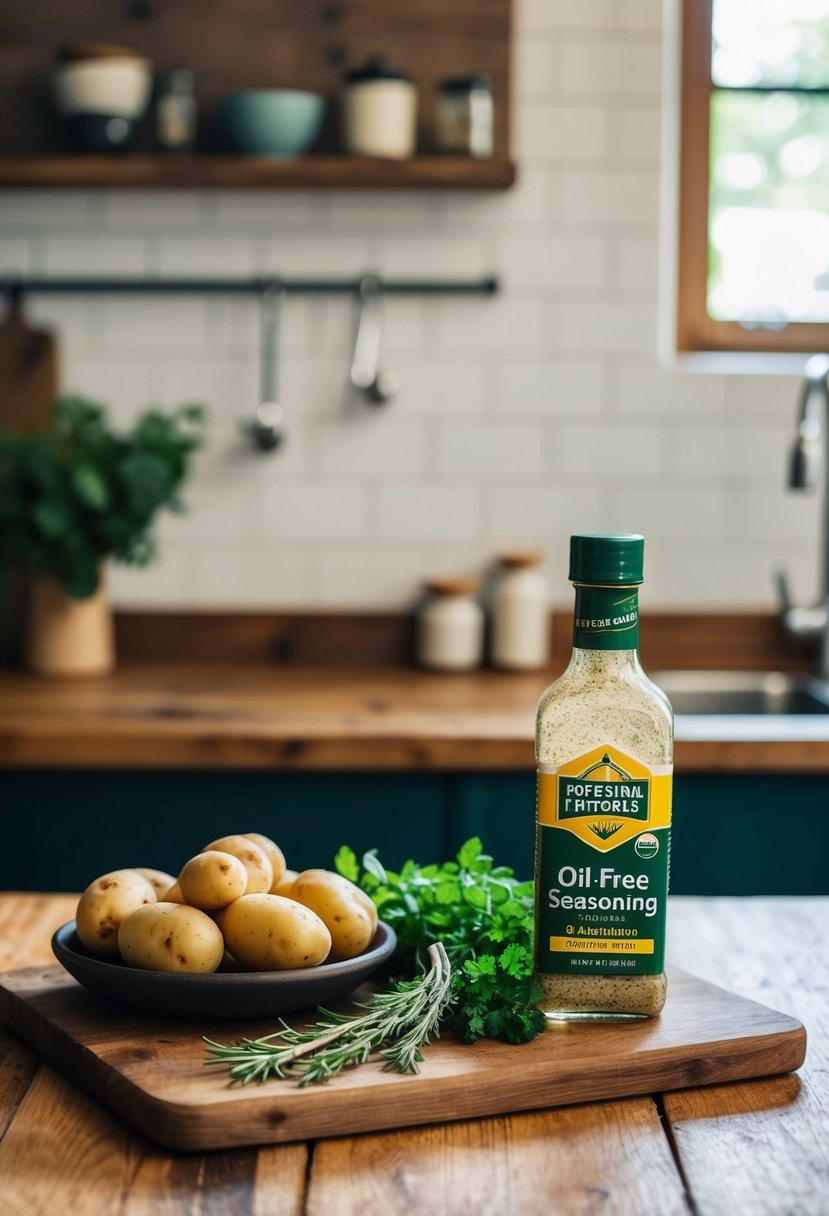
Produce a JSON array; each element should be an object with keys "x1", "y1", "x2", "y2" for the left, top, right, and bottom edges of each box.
[
  {"x1": 0, "y1": 299, "x2": 59, "y2": 434},
  {"x1": 0, "y1": 964, "x2": 805, "y2": 1152}
]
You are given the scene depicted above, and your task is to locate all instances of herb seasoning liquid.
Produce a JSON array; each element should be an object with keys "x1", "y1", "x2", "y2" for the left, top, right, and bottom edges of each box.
[{"x1": 534, "y1": 534, "x2": 673, "y2": 1020}]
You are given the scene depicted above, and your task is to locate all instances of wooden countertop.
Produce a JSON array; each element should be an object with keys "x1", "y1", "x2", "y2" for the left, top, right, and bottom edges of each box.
[
  {"x1": 1, "y1": 663, "x2": 829, "y2": 772},
  {"x1": 0, "y1": 892, "x2": 825, "y2": 1215}
]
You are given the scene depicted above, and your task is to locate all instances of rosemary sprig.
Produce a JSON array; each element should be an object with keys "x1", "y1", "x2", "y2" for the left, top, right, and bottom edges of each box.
[{"x1": 204, "y1": 941, "x2": 454, "y2": 1086}]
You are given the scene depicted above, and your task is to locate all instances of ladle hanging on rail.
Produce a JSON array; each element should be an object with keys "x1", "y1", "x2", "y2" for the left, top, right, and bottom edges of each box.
[
  {"x1": 350, "y1": 275, "x2": 398, "y2": 405},
  {"x1": 244, "y1": 280, "x2": 286, "y2": 452}
]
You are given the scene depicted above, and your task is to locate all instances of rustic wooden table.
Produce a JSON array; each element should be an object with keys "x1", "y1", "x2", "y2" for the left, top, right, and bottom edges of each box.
[{"x1": 0, "y1": 894, "x2": 825, "y2": 1215}]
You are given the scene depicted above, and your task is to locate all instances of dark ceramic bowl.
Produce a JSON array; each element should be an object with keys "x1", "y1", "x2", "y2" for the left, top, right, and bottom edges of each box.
[
  {"x1": 52, "y1": 920, "x2": 396, "y2": 1020},
  {"x1": 63, "y1": 113, "x2": 140, "y2": 153}
]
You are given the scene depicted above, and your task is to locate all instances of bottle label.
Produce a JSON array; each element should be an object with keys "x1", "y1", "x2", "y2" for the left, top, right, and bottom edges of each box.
[
  {"x1": 573, "y1": 586, "x2": 639, "y2": 650},
  {"x1": 534, "y1": 744, "x2": 672, "y2": 976}
]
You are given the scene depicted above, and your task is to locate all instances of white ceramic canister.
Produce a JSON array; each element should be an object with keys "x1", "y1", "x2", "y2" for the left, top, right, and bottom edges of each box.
[
  {"x1": 490, "y1": 553, "x2": 550, "y2": 671},
  {"x1": 342, "y1": 56, "x2": 417, "y2": 159},
  {"x1": 417, "y1": 578, "x2": 484, "y2": 672}
]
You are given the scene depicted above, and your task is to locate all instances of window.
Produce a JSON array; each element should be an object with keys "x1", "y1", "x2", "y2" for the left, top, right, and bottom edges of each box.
[{"x1": 677, "y1": 0, "x2": 829, "y2": 353}]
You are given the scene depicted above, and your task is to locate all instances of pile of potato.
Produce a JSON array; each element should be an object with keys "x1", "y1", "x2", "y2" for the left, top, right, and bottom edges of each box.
[{"x1": 74, "y1": 832, "x2": 378, "y2": 975}]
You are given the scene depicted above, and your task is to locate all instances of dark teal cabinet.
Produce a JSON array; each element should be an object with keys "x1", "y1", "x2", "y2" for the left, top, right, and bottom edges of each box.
[{"x1": 1, "y1": 770, "x2": 826, "y2": 895}]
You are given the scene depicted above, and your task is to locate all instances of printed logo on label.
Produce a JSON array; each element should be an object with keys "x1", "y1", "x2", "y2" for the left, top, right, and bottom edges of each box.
[{"x1": 537, "y1": 744, "x2": 670, "y2": 854}]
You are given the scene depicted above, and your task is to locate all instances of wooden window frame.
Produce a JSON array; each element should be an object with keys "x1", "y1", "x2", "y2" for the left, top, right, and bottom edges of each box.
[{"x1": 676, "y1": 0, "x2": 829, "y2": 354}]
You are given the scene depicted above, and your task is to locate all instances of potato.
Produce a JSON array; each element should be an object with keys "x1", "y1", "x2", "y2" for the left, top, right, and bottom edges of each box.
[
  {"x1": 271, "y1": 868, "x2": 298, "y2": 899},
  {"x1": 291, "y1": 870, "x2": 377, "y2": 962},
  {"x1": 118, "y1": 902, "x2": 224, "y2": 974},
  {"x1": 178, "y1": 851, "x2": 247, "y2": 910},
  {"x1": 133, "y1": 868, "x2": 177, "y2": 899},
  {"x1": 201, "y1": 835, "x2": 272, "y2": 894},
  {"x1": 76, "y1": 869, "x2": 157, "y2": 956},
  {"x1": 163, "y1": 881, "x2": 186, "y2": 904},
  {"x1": 244, "y1": 833, "x2": 287, "y2": 889},
  {"x1": 220, "y1": 894, "x2": 331, "y2": 971}
]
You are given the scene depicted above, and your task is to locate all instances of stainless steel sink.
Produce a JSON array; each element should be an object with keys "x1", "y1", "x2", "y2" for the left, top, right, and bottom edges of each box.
[{"x1": 651, "y1": 671, "x2": 829, "y2": 715}]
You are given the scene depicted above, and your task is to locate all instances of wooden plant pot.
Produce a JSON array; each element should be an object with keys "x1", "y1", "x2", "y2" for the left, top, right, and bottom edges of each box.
[{"x1": 25, "y1": 573, "x2": 115, "y2": 677}]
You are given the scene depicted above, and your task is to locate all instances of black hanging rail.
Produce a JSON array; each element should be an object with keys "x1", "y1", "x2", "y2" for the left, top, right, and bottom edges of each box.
[{"x1": 4, "y1": 274, "x2": 499, "y2": 298}]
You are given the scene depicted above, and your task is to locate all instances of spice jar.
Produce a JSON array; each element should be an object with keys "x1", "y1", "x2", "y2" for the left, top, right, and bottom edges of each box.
[
  {"x1": 342, "y1": 56, "x2": 417, "y2": 160},
  {"x1": 435, "y1": 73, "x2": 493, "y2": 158},
  {"x1": 416, "y1": 578, "x2": 484, "y2": 672},
  {"x1": 490, "y1": 552, "x2": 550, "y2": 671},
  {"x1": 155, "y1": 69, "x2": 196, "y2": 152}
]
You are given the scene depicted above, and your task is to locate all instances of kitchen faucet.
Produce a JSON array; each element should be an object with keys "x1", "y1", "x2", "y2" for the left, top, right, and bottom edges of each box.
[{"x1": 777, "y1": 354, "x2": 829, "y2": 678}]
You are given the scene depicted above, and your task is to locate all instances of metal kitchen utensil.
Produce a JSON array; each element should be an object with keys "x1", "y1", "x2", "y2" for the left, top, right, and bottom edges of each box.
[
  {"x1": 350, "y1": 274, "x2": 398, "y2": 405},
  {"x1": 244, "y1": 281, "x2": 286, "y2": 451}
]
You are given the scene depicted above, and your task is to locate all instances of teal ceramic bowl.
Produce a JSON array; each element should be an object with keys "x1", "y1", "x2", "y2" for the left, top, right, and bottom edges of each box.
[{"x1": 219, "y1": 89, "x2": 325, "y2": 159}]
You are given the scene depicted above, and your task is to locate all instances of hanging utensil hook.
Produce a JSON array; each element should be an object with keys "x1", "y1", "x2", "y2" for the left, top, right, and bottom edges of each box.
[
  {"x1": 244, "y1": 278, "x2": 286, "y2": 452},
  {"x1": 350, "y1": 274, "x2": 398, "y2": 405}
]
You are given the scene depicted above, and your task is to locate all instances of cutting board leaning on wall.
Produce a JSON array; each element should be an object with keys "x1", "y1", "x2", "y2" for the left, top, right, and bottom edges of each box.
[
  {"x1": 0, "y1": 293, "x2": 60, "y2": 660},
  {"x1": 0, "y1": 293, "x2": 59, "y2": 433}
]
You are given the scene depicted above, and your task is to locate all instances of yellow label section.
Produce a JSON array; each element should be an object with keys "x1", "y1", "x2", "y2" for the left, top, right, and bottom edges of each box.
[
  {"x1": 549, "y1": 936, "x2": 655, "y2": 954},
  {"x1": 537, "y1": 744, "x2": 672, "y2": 853}
]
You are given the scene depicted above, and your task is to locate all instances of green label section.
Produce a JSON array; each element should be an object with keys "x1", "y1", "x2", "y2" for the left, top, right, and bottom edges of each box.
[
  {"x1": 558, "y1": 765, "x2": 648, "y2": 823},
  {"x1": 573, "y1": 585, "x2": 639, "y2": 650},
  {"x1": 535, "y1": 824, "x2": 670, "y2": 976}
]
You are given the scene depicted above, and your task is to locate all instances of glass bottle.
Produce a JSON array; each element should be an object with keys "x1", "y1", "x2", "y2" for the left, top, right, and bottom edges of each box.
[
  {"x1": 533, "y1": 533, "x2": 673, "y2": 1020},
  {"x1": 156, "y1": 69, "x2": 197, "y2": 152}
]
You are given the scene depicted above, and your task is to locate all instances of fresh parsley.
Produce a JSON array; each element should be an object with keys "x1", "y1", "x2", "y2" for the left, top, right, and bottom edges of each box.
[{"x1": 335, "y1": 836, "x2": 545, "y2": 1046}]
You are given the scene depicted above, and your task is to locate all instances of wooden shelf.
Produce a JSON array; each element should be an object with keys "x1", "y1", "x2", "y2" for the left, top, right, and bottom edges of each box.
[{"x1": 0, "y1": 155, "x2": 516, "y2": 191}]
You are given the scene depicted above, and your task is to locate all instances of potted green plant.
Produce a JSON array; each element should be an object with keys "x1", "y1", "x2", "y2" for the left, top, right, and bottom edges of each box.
[{"x1": 0, "y1": 396, "x2": 203, "y2": 676}]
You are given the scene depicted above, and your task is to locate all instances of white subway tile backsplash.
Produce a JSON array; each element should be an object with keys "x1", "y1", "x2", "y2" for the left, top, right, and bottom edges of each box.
[
  {"x1": 503, "y1": 235, "x2": 605, "y2": 291},
  {"x1": 438, "y1": 421, "x2": 544, "y2": 476},
  {"x1": 559, "y1": 423, "x2": 662, "y2": 479},
  {"x1": 0, "y1": 236, "x2": 30, "y2": 275},
  {"x1": 616, "y1": 106, "x2": 662, "y2": 163},
  {"x1": 63, "y1": 353, "x2": 158, "y2": 424},
  {"x1": 611, "y1": 363, "x2": 728, "y2": 416},
  {"x1": 328, "y1": 192, "x2": 433, "y2": 229},
  {"x1": 43, "y1": 237, "x2": 147, "y2": 276},
  {"x1": 521, "y1": 0, "x2": 608, "y2": 31},
  {"x1": 263, "y1": 235, "x2": 371, "y2": 276},
  {"x1": 615, "y1": 485, "x2": 727, "y2": 540},
  {"x1": 263, "y1": 485, "x2": 366, "y2": 539},
  {"x1": 102, "y1": 192, "x2": 206, "y2": 227},
  {"x1": 155, "y1": 236, "x2": 259, "y2": 277},
  {"x1": 435, "y1": 297, "x2": 545, "y2": 354},
  {"x1": 0, "y1": 191, "x2": 93, "y2": 227},
  {"x1": 562, "y1": 170, "x2": 660, "y2": 226},
  {"x1": 516, "y1": 103, "x2": 609, "y2": 162},
  {"x1": 0, "y1": 1, "x2": 803, "y2": 612},
  {"x1": 315, "y1": 416, "x2": 424, "y2": 477},
  {"x1": 212, "y1": 191, "x2": 320, "y2": 229},
  {"x1": 99, "y1": 296, "x2": 208, "y2": 351},
  {"x1": 377, "y1": 484, "x2": 479, "y2": 540},
  {"x1": 377, "y1": 237, "x2": 488, "y2": 279},
  {"x1": 191, "y1": 546, "x2": 310, "y2": 608},
  {"x1": 560, "y1": 40, "x2": 663, "y2": 97},
  {"x1": 671, "y1": 425, "x2": 783, "y2": 481},
  {"x1": 315, "y1": 546, "x2": 422, "y2": 608},
  {"x1": 560, "y1": 301, "x2": 657, "y2": 354},
  {"x1": 395, "y1": 359, "x2": 488, "y2": 415},
  {"x1": 496, "y1": 360, "x2": 604, "y2": 416},
  {"x1": 487, "y1": 484, "x2": 606, "y2": 541},
  {"x1": 109, "y1": 543, "x2": 196, "y2": 607},
  {"x1": 515, "y1": 37, "x2": 555, "y2": 96}
]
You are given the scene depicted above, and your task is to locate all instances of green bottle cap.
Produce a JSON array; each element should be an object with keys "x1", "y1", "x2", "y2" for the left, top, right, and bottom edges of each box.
[{"x1": 569, "y1": 533, "x2": 644, "y2": 585}]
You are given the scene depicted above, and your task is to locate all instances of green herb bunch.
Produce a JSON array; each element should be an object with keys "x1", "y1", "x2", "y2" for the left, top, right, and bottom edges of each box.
[
  {"x1": 0, "y1": 396, "x2": 203, "y2": 599},
  {"x1": 335, "y1": 837, "x2": 545, "y2": 1046}
]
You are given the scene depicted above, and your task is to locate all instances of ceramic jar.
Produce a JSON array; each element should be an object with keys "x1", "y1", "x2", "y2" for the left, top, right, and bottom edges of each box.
[
  {"x1": 416, "y1": 578, "x2": 484, "y2": 672},
  {"x1": 489, "y1": 553, "x2": 550, "y2": 671},
  {"x1": 342, "y1": 57, "x2": 417, "y2": 160}
]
